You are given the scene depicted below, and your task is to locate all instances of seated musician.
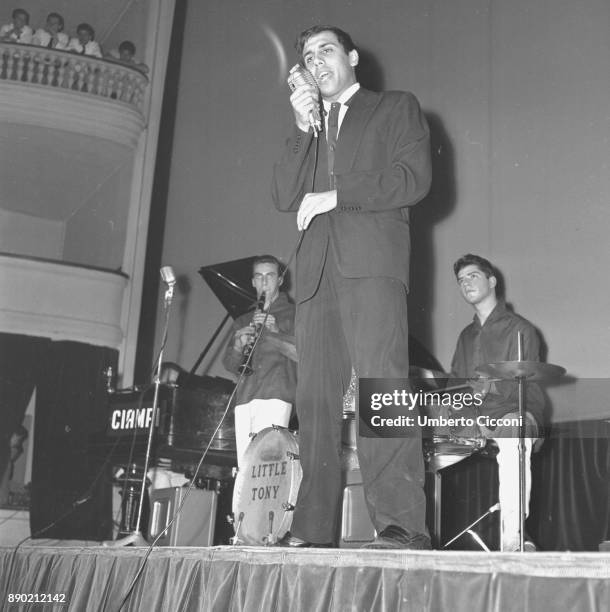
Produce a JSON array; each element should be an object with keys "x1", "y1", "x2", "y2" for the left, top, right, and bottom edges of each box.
[
  {"x1": 449, "y1": 254, "x2": 545, "y2": 551},
  {"x1": 222, "y1": 255, "x2": 296, "y2": 467}
]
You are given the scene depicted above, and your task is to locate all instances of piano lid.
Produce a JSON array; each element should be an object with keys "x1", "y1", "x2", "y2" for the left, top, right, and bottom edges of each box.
[{"x1": 198, "y1": 256, "x2": 257, "y2": 319}]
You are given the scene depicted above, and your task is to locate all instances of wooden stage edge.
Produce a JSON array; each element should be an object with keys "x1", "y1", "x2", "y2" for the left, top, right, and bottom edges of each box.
[{"x1": 1, "y1": 541, "x2": 609, "y2": 611}]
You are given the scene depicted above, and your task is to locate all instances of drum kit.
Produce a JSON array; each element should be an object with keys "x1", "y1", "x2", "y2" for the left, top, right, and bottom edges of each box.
[
  {"x1": 225, "y1": 355, "x2": 564, "y2": 551},
  {"x1": 422, "y1": 354, "x2": 565, "y2": 552}
]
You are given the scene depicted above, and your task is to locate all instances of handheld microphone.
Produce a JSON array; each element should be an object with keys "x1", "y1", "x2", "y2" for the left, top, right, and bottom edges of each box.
[{"x1": 287, "y1": 64, "x2": 322, "y2": 135}]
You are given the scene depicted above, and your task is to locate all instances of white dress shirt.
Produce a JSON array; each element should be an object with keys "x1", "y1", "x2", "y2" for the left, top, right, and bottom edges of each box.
[
  {"x1": 322, "y1": 82, "x2": 361, "y2": 136},
  {"x1": 32, "y1": 29, "x2": 69, "y2": 50}
]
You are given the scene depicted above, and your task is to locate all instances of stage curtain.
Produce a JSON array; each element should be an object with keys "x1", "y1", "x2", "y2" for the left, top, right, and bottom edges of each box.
[
  {"x1": 428, "y1": 427, "x2": 610, "y2": 552},
  {"x1": 1, "y1": 544, "x2": 609, "y2": 612},
  {"x1": 30, "y1": 340, "x2": 117, "y2": 540},
  {"x1": 0, "y1": 333, "x2": 117, "y2": 540},
  {"x1": 0, "y1": 334, "x2": 49, "y2": 485},
  {"x1": 529, "y1": 421, "x2": 610, "y2": 551}
]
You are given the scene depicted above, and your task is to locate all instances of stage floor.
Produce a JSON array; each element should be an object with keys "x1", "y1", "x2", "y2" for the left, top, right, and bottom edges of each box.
[{"x1": 1, "y1": 541, "x2": 609, "y2": 611}]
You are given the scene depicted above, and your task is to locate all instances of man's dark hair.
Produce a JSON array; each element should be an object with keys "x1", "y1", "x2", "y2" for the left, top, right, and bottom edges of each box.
[
  {"x1": 119, "y1": 40, "x2": 136, "y2": 55},
  {"x1": 453, "y1": 253, "x2": 496, "y2": 279},
  {"x1": 295, "y1": 25, "x2": 356, "y2": 57},
  {"x1": 47, "y1": 12, "x2": 64, "y2": 29},
  {"x1": 76, "y1": 23, "x2": 95, "y2": 38},
  {"x1": 12, "y1": 8, "x2": 30, "y2": 23},
  {"x1": 252, "y1": 254, "x2": 283, "y2": 275}
]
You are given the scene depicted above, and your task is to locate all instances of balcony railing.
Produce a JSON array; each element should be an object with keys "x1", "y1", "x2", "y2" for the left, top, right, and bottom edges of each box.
[
  {"x1": 0, "y1": 42, "x2": 148, "y2": 113},
  {"x1": 0, "y1": 252, "x2": 128, "y2": 349}
]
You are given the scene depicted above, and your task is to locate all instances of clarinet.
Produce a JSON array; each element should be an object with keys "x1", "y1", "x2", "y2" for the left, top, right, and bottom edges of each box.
[{"x1": 238, "y1": 292, "x2": 265, "y2": 376}]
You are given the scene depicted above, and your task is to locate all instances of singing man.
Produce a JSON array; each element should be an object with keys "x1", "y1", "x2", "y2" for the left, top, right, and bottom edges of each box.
[{"x1": 272, "y1": 25, "x2": 432, "y2": 548}]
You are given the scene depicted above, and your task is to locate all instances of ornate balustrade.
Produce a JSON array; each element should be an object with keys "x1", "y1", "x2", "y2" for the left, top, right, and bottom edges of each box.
[{"x1": 0, "y1": 42, "x2": 148, "y2": 113}]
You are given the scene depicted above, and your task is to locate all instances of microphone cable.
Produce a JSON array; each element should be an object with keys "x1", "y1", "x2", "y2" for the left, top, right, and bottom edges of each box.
[{"x1": 280, "y1": 119, "x2": 321, "y2": 265}]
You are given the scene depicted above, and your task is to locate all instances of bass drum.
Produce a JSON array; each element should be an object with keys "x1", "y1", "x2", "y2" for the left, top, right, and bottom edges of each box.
[{"x1": 232, "y1": 426, "x2": 302, "y2": 545}]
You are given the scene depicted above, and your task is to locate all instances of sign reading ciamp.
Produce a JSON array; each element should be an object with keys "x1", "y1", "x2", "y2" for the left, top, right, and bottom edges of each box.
[
  {"x1": 109, "y1": 405, "x2": 160, "y2": 433},
  {"x1": 104, "y1": 387, "x2": 173, "y2": 437}
]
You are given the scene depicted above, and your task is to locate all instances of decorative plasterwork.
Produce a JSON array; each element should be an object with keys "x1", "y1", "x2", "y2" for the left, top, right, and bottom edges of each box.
[
  {"x1": 0, "y1": 82, "x2": 145, "y2": 148},
  {"x1": 0, "y1": 254, "x2": 128, "y2": 348}
]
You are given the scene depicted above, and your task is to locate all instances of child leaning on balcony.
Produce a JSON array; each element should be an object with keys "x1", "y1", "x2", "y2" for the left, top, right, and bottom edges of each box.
[
  {"x1": 32, "y1": 12, "x2": 69, "y2": 50},
  {"x1": 105, "y1": 40, "x2": 149, "y2": 75},
  {"x1": 0, "y1": 8, "x2": 33, "y2": 44},
  {"x1": 66, "y1": 22, "x2": 102, "y2": 58}
]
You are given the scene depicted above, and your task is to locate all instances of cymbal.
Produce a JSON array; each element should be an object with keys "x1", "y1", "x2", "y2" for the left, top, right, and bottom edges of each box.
[{"x1": 476, "y1": 361, "x2": 565, "y2": 381}]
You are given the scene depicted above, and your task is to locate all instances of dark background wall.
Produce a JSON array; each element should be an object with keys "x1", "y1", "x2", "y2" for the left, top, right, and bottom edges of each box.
[{"x1": 146, "y1": 0, "x2": 610, "y2": 423}]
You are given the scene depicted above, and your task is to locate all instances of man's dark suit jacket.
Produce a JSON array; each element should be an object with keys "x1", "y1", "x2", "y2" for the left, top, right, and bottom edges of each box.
[{"x1": 272, "y1": 87, "x2": 432, "y2": 303}]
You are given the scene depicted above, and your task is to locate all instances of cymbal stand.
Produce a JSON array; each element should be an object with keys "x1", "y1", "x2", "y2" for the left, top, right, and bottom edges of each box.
[
  {"x1": 473, "y1": 347, "x2": 566, "y2": 553},
  {"x1": 517, "y1": 372, "x2": 527, "y2": 552},
  {"x1": 516, "y1": 331, "x2": 526, "y2": 553}
]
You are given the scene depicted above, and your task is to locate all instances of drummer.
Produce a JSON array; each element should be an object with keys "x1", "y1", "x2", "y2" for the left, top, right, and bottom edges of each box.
[
  {"x1": 449, "y1": 254, "x2": 545, "y2": 552},
  {"x1": 223, "y1": 255, "x2": 297, "y2": 467}
]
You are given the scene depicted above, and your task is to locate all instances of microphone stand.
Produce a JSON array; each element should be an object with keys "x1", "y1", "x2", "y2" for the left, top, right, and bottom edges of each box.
[{"x1": 105, "y1": 279, "x2": 175, "y2": 547}]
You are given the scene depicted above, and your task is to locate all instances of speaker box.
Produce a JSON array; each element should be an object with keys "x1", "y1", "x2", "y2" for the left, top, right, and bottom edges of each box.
[
  {"x1": 339, "y1": 483, "x2": 375, "y2": 547},
  {"x1": 149, "y1": 487, "x2": 217, "y2": 546},
  {"x1": 339, "y1": 468, "x2": 375, "y2": 547}
]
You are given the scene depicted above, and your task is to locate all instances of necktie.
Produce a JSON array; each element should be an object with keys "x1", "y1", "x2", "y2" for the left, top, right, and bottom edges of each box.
[{"x1": 326, "y1": 102, "x2": 340, "y2": 185}]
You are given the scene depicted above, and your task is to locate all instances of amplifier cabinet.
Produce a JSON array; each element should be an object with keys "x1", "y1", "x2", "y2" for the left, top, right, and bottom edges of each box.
[
  {"x1": 149, "y1": 487, "x2": 217, "y2": 546},
  {"x1": 339, "y1": 481, "x2": 375, "y2": 547}
]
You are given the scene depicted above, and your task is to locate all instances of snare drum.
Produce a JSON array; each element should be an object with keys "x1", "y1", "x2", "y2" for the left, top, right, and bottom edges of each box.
[
  {"x1": 231, "y1": 426, "x2": 302, "y2": 545},
  {"x1": 422, "y1": 403, "x2": 487, "y2": 471},
  {"x1": 423, "y1": 434, "x2": 487, "y2": 471}
]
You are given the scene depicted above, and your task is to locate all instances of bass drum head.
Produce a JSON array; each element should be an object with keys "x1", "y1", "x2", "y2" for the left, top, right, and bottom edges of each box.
[{"x1": 232, "y1": 426, "x2": 301, "y2": 545}]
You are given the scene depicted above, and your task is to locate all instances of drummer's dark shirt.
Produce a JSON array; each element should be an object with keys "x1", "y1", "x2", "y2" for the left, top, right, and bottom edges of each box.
[{"x1": 450, "y1": 300, "x2": 545, "y2": 424}]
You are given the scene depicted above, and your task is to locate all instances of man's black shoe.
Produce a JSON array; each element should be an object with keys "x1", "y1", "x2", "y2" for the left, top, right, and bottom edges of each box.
[
  {"x1": 363, "y1": 525, "x2": 431, "y2": 550},
  {"x1": 277, "y1": 531, "x2": 332, "y2": 548}
]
